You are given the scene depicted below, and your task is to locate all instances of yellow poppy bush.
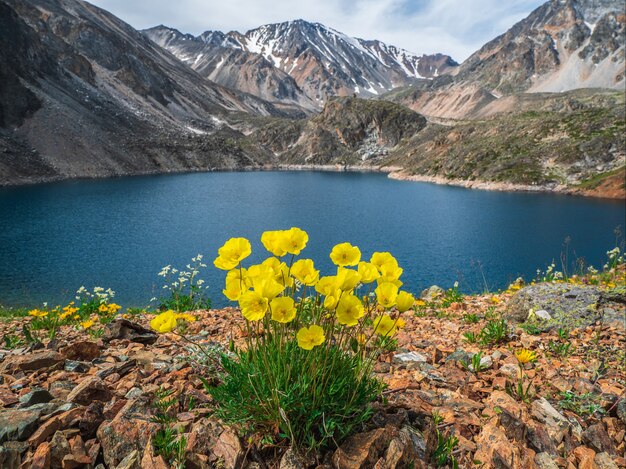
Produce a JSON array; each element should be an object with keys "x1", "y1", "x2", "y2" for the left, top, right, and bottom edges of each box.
[{"x1": 204, "y1": 228, "x2": 413, "y2": 452}]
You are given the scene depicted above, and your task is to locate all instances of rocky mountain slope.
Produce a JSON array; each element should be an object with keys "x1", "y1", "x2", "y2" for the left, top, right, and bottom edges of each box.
[
  {"x1": 0, "y1": 0, "x2": 303, "y2": 185},
  {"x1": 389, "y1": 0, "x2": 625, "y2": 119},
  {"x1": 385, "y1": 90, "x2": 626, "y2": 198},
  {"x1": 144, "y1": 21, "x2": 458, "y2": 109},
  {"x1": 252, "y1": 97, "x2": 427, "y2": 165}
]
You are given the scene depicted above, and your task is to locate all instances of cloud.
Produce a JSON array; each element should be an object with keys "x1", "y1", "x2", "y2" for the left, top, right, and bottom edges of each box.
[{"x1": 89, "y1": 0, "x2": 545, "y2": 61}]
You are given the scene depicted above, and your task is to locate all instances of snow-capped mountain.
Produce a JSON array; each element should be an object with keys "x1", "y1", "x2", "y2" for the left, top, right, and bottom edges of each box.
[{"x1": 144, "y1": 20, "x2": 458, "y2": 109}]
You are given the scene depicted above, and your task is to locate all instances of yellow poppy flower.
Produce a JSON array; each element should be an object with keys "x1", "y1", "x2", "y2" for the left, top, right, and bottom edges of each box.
[
  {"x1": 291, "y1": 259, "x2": 319, "y2": 286},
  {"x1": 323, "y1": 290, "x2": 341, "y2": 310},
  {"x1": 378, "y1": 262, "x2": 403, "y2": 282},
  {"x1": 296, "y1": 325, "x2": 325, "y2": 350},
  {"x1": 214, "y1": 237, "x2": 252, "y2": 270},
  {"x1": 150, "y1": 310, "x2": 178, "y2": 333},
  {"x1": 357, "y1": 262, "x2": 380, "y2": 284},
  {"x1": 370, "y1": 252, "x2": 398, "y2": 271},
  {"x1": 515, "y1": 349, "x2": 537, "y2": 364},
  {"x1": 98, "y1": 304, "x2": 109, "y2": 313},
  {"x1": 223, "y1": 277, "x2": 245, "y2": 301},
  {"x1": 315, "y1": 276, "x2": 338, "y2": 296},
  {"x1": 280, "y1": 227, "x2": 309, "y2": 255},
  {"x1": 372, "y1": 314, "x2": 405, "y2": 337},
  {"x1": 252, "y1": 275, "x2": 285, "y2": 300},
  {"x1": 375, "y1": 282, "x2": 399, "y2": 309},
  {"x1": 330, "y1": 243, "x2": 361, "y2": 267},
  {"x1": 335, "y1": 267, "x2": 361, "y2": 291},
  {"x1": 239, "y1": 291, "x2": 269, "y2": 321},
  {"x1": 270, "y1": 297, "x2": 296, "y2": 323},
  {"x1": 336, "y1": 294, "x2": 365, "y2": 326},
  {"x1": 396, "y1": 291, "x2": 415, "y2": 313},
  {"x1": 261, "y1": 230, "x2": 288, "y2": 257}
]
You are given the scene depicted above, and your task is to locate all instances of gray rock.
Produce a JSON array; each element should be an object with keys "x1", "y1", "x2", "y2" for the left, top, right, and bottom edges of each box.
[
  {"x1": 469, "y1": 354, "x2": 493, "y2": 372},
  {"x1": 115, "y1": 449, "x2": 139, "y2": 469},
  {"x1": 64, "y1": 360, "x2": 91, "y2": 373},
  {"x1": 18, "y1": 388, "x2": 53, "y2": 407},
  {"x1": 583, "y1": 423, "x2": 616, "y2": 455},
  {"x1": 103, "y1": 319, "x2": 158, "y2": 345},
  {"x1": 617, "y1": 398, "x2": 626, "y2": 424},
  {"x1": 534, "y1": 452, "x2": 560, "y2": 469},
  {"x1": 505, "y1": 283, "x2": 605, "y2": 329},
  {"x1": 280, "y1": 448, "x2": 306, "y2": 469},
  {"x1": 445, "y1": 349, "x2": 471, "y2": 364},
  {"x1": 0, "y1": 441, "x2": 28, "y2": 469},
  {"x1": 124, "y1": 388, "x2": 143, "y2": 400},
  {"x1": 534, "y1": 309, "x2": 553, "y2": 320},
  {"x1": 594, "y1": 452, "x2": 619, "y2": 469},
  {"x1": 420, "y1": 285, "x2": 444, "y2": 301},
  {"x1": 498, "y1": 363, "x2": 519, "y2": 379},
  {"x1": 393, "y1": 352, "x2": 428, "y2": 363},
  {"x1": 0, "y1": 409, "x2": 40, "y2": 443},
  {"x1": 530, "y1": 398, "x2": 570, "y2": 444}
]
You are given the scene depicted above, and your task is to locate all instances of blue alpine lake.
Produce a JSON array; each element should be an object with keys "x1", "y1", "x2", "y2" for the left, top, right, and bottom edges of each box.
[{"x1": 0, "y1": 171, "x2": 624, "y2": 308}]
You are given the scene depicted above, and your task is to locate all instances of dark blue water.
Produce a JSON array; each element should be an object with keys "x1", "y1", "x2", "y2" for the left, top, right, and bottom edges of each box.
[{"x1": 0, "y1": 171, "x2": 624, "y2": 308}]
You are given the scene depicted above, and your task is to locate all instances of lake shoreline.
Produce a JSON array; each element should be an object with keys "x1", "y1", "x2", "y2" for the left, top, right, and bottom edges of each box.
[{"x1": 1, "y1": 164, "x2": 624, "y2": 200}]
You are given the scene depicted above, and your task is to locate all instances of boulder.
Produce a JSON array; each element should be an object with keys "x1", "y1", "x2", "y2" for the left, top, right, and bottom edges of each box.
[
  {"x1": 0, "y1": 351, "x2": 64, "y2": 374},
  {"x1": 18, "y1": 389, "x2": 53, "y2": 407},
  {"x1": 332, "y1": 426, "x2": 395, "y2": 469},
  {"x1": 60, "y1": 341, "x2": 100, "y2": 361},
  {"x1": 420, "y1": 286, "x2": 444, "y2": 301},
  {"x1": 97, "y1": 397, "x2": 159, "y2": 468},
  {"x1": 66, "y1": 376, "x2": 113, "y2": 405},
  {"x1": 103, "y1": 320, "x2": 158, "y2": 344},
  {"x1": 506, "y1": 283, "x2": 606, "y2": 329},
  {"x1": 0, "y1": 408, "x2": 41, "y2": 443},
  {"x1": 582, "y1": 423, "x2": 616, "y2": 455}
]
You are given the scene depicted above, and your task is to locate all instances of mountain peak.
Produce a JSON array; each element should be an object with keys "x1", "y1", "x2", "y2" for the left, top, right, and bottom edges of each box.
[{"x1": 144, "y1": 19, "x2": 458, "y2": 108}]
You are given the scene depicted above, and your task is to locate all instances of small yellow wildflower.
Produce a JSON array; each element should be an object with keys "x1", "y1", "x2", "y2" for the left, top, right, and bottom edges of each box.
[
  {"x1": 515, "y1": 349, "x2": 537, "y2": 364},
  {"x1": 296, "y1": 325, "x2": 325, "y2": 350},
  {"x1": 28, "y1": 309, "x2": 48, "y2": 317},
  {"x1": 81, "y1": 319, "x2": 95, "y2": 329},
  {"x1": 107, "y1": 303, "x2": 122, "y2": 314},
  {"x1": 98, "y1": 304, "x2": 109, "y2": 313},
  {"x1": 176, "y1": 313, "x2": 197, "y2": 322}
]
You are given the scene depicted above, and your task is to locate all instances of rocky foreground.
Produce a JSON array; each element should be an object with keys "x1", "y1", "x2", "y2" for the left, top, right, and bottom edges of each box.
[{"x1": 0, "y1": 284, "x2": 624, "y2": 468}]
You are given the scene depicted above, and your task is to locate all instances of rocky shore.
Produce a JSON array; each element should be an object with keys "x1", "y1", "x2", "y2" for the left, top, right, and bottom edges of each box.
[
  {"x1": 0, "y1": 282, "x2": 624, "y2": 468},
  {"x1": 388, "y1": 171, "x2": 626, "y2": 200}
]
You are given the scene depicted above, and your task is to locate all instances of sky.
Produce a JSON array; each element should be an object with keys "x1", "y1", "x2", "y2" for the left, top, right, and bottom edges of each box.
[{"x1": 88, "y1": 0, "x2": 546, "y2": 62}]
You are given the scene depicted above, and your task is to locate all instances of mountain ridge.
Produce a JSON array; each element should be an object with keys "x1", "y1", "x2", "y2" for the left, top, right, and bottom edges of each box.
[{"x1": 143, "y1": 20, "x2": 458, "y2": 109}]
